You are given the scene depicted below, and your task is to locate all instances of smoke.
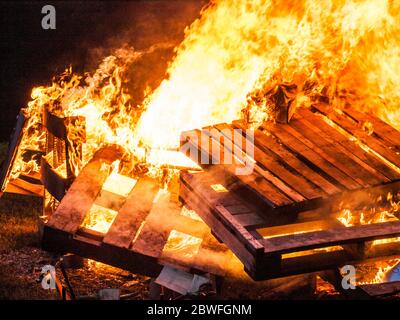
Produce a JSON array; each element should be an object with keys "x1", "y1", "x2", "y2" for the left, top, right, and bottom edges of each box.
[{"x1": 80, "y1": 1, "x2": 208, "y2": 106}]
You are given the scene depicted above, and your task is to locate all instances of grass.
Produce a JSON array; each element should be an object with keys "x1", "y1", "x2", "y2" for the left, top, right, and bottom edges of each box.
[
  {"x1": 0, "y1": 141, "x2": 42, "y2": 251},
  {"x1": 0, "y1": 141, "x2": 53, "y2": 299},
  {"x1": 0, "y1": 193, "x2": 42, "y2": 251}
]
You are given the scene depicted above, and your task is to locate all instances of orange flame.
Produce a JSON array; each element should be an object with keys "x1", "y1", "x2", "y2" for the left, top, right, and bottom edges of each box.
[{"x1": 9, "y1": 0, "x2": 400, "y2": 183}]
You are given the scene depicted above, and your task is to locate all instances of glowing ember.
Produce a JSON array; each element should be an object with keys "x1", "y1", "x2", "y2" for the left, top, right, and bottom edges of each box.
[
  {"x1": 102, "y1": 172, "x2": 137, "y2": 197},
  {"x1": 162, "y1": 230, "x2": 203, "y2": 259},
  {"x1": 350, "y1": 259, "x2": 400, "y2": 285},
  {"x1": 337, "y1": 193, "x2": 400, "y2": 283},
  {"x1": 81, "y1": 204, "x2": 118, "y2": 234},
  {"x1": 180, "y1": 206, "x2": 203, "y2": 222}
]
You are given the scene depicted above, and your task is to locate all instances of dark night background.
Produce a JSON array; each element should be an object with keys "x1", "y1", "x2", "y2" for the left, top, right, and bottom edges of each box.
[{"x1": 0, "y1": 0, "x2": 206, "y2": 140}]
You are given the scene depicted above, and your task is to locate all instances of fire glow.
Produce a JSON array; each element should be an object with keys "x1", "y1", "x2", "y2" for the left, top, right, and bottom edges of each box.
[
  {"x1": 9, "y1": 0, "x2": 400, "y2": 183},
  {"x1": 6, "y1": 0, "x2": 400, "y2": 287}
]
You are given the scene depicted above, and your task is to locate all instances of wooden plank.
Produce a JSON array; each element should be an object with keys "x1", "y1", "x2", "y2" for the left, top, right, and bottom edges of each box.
[
  {"x1": 0, "y1": 110, "x2": 26, "y2": 192},
  {"x1": 216, "y1": 204, "x2": 264, "y2": 253},
  {"x1": 278, "y1": 123, "x2": 374, "y2": 188},
  {"x1": 182, "y1": 131, "x2": 294, "y2": 208},
  {"x1": 342, "y1": 105, "x2": 400, "y2": 149},
  {"x1": 209, "y1": 124, "x2": 327, "y2": 200},
  {"x1": 40, "y1": 157, "x2": 68, "y2": 202},
  {"x1": 257, "y1": 219, "x2": 336, "y2": 238},
  {"x1": 234, "y1": 213, "x2": 267, "y2": 228},
  {"x1": 203, "y1": 125, "x2": 308, "y2": 201},
  {"x1": 312, "y1": 103, "x2": 400, "y2": 169},
  {"x1": 182, "y1": 129, "x2": 297, "y2": 206},
  {"x1": 261, "y1": 220, "x2": 400, "y2": 255},
  {"x1": 3, "y1": 181, "x2": 36, "y2": 196},
  {"x1": 9, "y1": 177, "x2": 43, "y2": 196},
  {"x1": 180, "y1": 168, "x2": 305, "y2": 224},
  {"x1": 297, "y1": 108, "x2": 400, "y2": 181},
  {"x1": 233, "y1": 121, "x2": 342, "y2": 195},
  {"x1": 41, "y1": 225, "x2": 162, "y2": 277},
  {"x1": 103, "y1": 177, "x2": 159, "y2": 248},
  {"x1": 42, "y1": 108, "x2": 68, "y2": 140},
  {"x1": 289, "y1": 115, "x2": 387, "y2": 186},
  {"x1": 180, "y1": 171, "x2": 263, "y2": 255},
  {"x1": 358, "y1": 281, "x2": 400, "y2": 298},
  {"x1": 46, "y1": 145, "x2": 123, "y2": 233},
  {"x1": 131, "y1": 191, "x2": 182, "y2": 258},
  {"x1": 262, "y1": 121, "x2": 362, "y2": 190},
  {"x1": 179, "y1": 181, "x2": 260, "y2": 273},
  {"x1": 94, "y1": 190, "x2": 126, "y2": 212}
]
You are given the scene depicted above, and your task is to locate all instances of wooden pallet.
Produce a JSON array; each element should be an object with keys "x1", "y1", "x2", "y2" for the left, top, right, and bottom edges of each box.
[
  {"x1": 179, "y1": 104, "x2": 400, "y2": 280},
  {"x1": 42, "y1": 146, "x2": 242, "y2": 278}
]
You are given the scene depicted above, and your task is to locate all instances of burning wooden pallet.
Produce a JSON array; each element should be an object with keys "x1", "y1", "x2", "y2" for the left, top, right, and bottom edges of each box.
[
  {"x1": 180, "y1": 104, "x2": 400, "y2": 280},
  {"x1": 6, "y1": 107, "x2": 239, "y2": 281},
  {"x1": 41, "y1": 145, "x2": 242, "y2": 278}
]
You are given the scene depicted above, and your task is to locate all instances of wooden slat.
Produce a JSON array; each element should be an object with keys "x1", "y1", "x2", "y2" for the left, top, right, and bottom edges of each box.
[
  {"x1": 262, "y1": 121, "x2": 362, "y2": 190},
  {"x1": 103, "y1": 177, "x2": 159, "y2": 248},
  {"x1": 3, "y1": 181, "x2": 37, "y2": 196},
  {"x1": 358, "y1": 281, "x2": 400, "y2": 298},
  {"x1": 202, "y1": 127, "x2": 303, "y2": 203},
  {"x1": 342, "y1": 105, "x2": 400, "y2": 149},
  {"x1": 234, "y1": 213, "x2": 267, "y2": 228},
  {"x1": 94, "y1": 190, "x2": 126, "y2": 212},
  {"x1": 182, "y1": 129, "x2": 295, "y2": 207},
  {"x1": 131, "y1": 190, "x2": 180, "y2": 258},
  {"x1": 233, "y1": 121, "x2": 342, "y2": 195},
  {"x1": 289, "y1": 115, "x2": 387, "y2": 186},
  {"x1": 257, "y1": 219, "x2": 336, "y2": 238},
  {"x1": 209, "y1": 124, "x2": 326, "y2": 200},
  {"x1": 9, "y1": 177, "x2": 43, "y2": 196},
  {"x1": 278, "y1": 123, "x2": 374, "y2": 188},
  {"x1": 179, "y1": 180, "x2": 260, "y2": 272},
  {"x1": 46, "y1": 145, "x2": 122, "y2": 233},
  {"x1": 180, "y1": 171, "x2": 263, "y2": 254},
  {"x1": 41, "y1": 225, "x2": 162, "y2": 278},
  {"x1": 297, "y1": 108, "x2": 400, "y2": 181},
  {"x1": 261, "y1": 220, "x2": 400, "y2": 255},
  {"x1": 40, "y1": 157, "x2": 68, "y2": 201},
  {"x1": 0, "y1": 110, "x2": 26, "y2": 192},
  {"x1": 312, "y1": 103, "x2": 400, "y2": 169},
  {"x1": 43, "y1": 108, "x2": 68, "y2": 140}
]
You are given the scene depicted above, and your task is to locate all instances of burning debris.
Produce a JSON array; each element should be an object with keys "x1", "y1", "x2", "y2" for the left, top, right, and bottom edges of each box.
[{"x1": 2, "y1": 0, "x2": 400, "y2": 299}]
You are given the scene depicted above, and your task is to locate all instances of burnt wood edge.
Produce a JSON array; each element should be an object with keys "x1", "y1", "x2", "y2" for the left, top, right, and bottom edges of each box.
[
  {"x1": 179, "y1": 181, "x2": 280, "y2": 280},
  {"x1": 179, "y1": 140, "x2": 310, "y2": 219},
  {"x1": 320, "y1": 265, "x2": 400, "y2": 300},
  {"x1": 180, "y1": 174, "x2": 263, "y2": 255},
  {"x1": 40, "y1": 157, "x2": 68, "y2": 202},
  {"x1": 0, "y1": 110, "x2": 26, "y2": 193},
  {"x1": 42, "y1": 108, "x2": 84, "y2": 141},
  {"x1": 46, "y1": 145, "x2": 123, "y2": 233},
  {"x1": 210, "y1": 123, "x2": 328, "y2": 200},
  {"x1": 341, "y1": 106, "x2": 400, "y2": 150},
  {"x1": 261, "y1": 220, "x2": 400, "y2": 256},
  {"x1": 74, "y1": 226, "x2": 223, "y2": 277},
  {"x1": 179, "y1": 174, "x2": 400, "y2": 280},
  {"x1": 260, "y1": 242, "x2": 400, "y2": 280},
  {"x1": 311, "y1": 104, "x2": 400, "y2": 169},
  {"x1": 180, "y1": 127, "x2": 400, "y2": 218},
  {"x1": 41, "y1": 225, "x2": 162, "y2": 278}
]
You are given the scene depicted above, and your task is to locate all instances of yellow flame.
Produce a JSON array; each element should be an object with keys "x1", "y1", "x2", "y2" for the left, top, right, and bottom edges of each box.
[{"x1": 10, "y1": 0, "x2": 400, "y2": 185}]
